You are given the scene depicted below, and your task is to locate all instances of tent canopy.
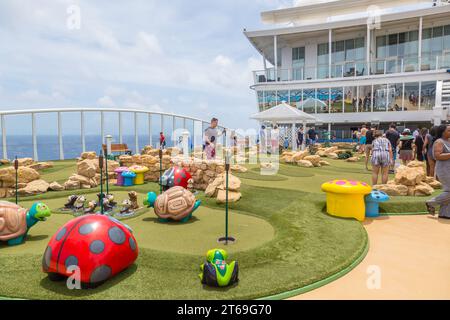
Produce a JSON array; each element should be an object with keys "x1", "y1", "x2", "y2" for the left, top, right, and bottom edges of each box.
[{"x1": 250, "y1": 101, "x2": 317, "y2": 123}]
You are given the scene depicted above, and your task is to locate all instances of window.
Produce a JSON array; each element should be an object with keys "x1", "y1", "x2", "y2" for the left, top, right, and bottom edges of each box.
[
  {"x1": 404, "y1": 82, "x2": 420, "y2": 111},
  {"x1": 421, "y1": 81, "x2": 436, "y2": 110},
  {"x1": 358, "y1": 85, "x2": 373, "y2": 112},
  {"x1": 257, "y1": 91, "x2": 264, "y2": 111},
  {"x1": 265, "y1": 91, "x2": 277, "y2": 109},
  {"x1": 387, "y1": 84, "x2": 403, "y2": 112},
  {"x1": 277, "y1": 91, "x2": 289, "y2": 104},
  {"x1": 344, "y1": 87, "x2": 357, "y2": 113},
  {"x1": 289, "y1": 90, "x2": 303, "y2": 109},
  {"x1": 292, "y1": 47, "x2": 305, "y2": 80},
  {"x1": 330, "y1": 88, "x2": 343, "y2": 113},
  {"x1": 374, "y1": 84, "x2": 388, "y2": 112},
  {"x1": 302, "y1": 89, "x2": 316, "y2": 114},
  {"x1": 317, "y1": 88, "x2": 330, "y2": 113}
]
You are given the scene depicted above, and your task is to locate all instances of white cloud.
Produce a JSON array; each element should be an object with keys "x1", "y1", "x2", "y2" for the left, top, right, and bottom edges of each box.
[{"x1": 98, "y1": 95, "x2": 116, "y2": 108}]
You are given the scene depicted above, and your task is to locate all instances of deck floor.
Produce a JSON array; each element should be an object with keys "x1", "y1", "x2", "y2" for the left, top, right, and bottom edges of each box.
[{"x1": 291, "y1": 215, "x2": 450, "y2": 300}]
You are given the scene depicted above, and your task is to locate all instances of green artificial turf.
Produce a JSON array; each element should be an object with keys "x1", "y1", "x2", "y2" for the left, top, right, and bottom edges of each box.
[{"x1": 0, "y1": 158, "x2": 433, "y2": 299}]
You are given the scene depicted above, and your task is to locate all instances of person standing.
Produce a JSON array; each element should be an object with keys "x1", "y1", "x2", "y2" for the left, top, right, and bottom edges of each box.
[
  {"x1": 398, "y1": 129, "x2": 415, "y2": 166},
  {"x1": 364, "y1": 125, "x2": 376, "y2": 171},
  {"x1": 414, "y1": 128, "x2": 426, "y2": 162},
  {"x1": 371, "y1": 130, "x2": 393, "y2": 185},
  {"x1": 307, "y1": 127, "x2": 318, "y2": 146},
  {"x1": 271, "y1": 125, "x2": 280, "y2": 154},
  {"x1": 159, "y1": 132, "x2": 166, "y2": 149},
  {"x1": 297, "y1": 127, "x2": 304, "y2": 149},
  {"x1": 385, "y1": 124, "x2": 400, "y2": 173},
  {"x1": 259, "y1": 125, "x2": 267, "y2": 154},
  {"x1": 359, "y1": 124, "x2": 368, "y2": 153},
  {"x1": 204, "y1": 118, "x2": 223, "y2": 160},
  {"x1": 426, "y1": 125, "x2": 450, "y2": 219},
  {"x1": 424, "y1": 126, "x2": 437, "y2": 177}
]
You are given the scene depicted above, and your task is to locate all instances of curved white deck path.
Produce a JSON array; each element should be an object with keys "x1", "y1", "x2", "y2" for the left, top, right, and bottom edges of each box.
[{"x1": 290, "y1": 215, "x2": 450, "y2": 300}]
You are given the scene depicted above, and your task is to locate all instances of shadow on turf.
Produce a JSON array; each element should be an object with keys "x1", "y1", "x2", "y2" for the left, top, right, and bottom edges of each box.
[
  {"x1": 142, "y1": 216, "x2": 200, "y2": 225},
  {"x1": 39, "y1": 264, "x2": 138, "y2": 297}
]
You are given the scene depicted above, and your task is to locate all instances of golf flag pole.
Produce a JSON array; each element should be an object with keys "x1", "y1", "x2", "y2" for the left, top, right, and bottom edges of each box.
[
  {"x1": 99, "y1": 151, "x2": 104, "y2": 215},
  {"x1": 14, "y1": 156, "x2": 18, "y2": 204},
  {"x1": 218, "y1": 149, "x2": 236, "y2": 245},
  {"x1": 159, "y1": 148, "x2": 163, "y2": 194}
]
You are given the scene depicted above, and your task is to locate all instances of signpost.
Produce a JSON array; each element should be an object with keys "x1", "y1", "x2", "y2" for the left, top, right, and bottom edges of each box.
[
  {"x1": 218, "y1": 149, "x2": 236, "y2": 245},
  {"x1": 14, "y1": 156, "x2": 18, "y2": 204}
]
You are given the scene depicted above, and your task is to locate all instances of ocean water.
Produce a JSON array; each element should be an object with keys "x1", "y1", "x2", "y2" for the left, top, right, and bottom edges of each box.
[{"x1": 1, "y1": 134, "x2": 176, "y2": 161}]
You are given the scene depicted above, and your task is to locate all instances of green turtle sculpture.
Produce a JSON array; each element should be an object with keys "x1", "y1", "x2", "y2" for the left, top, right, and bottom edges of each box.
[{"x1": 0, "y1": 201, "x2": 51, "y2": 246}]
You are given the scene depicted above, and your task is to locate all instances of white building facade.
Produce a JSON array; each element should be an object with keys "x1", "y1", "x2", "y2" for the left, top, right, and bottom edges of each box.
[{"x1": 245, "y1": 0, "x2": 450, "y2": 138}]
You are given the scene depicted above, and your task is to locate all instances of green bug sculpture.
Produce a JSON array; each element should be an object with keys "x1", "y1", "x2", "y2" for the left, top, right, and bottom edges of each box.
[{"x1": 199, "y1": 249, "x2": 239, "y2": 287}]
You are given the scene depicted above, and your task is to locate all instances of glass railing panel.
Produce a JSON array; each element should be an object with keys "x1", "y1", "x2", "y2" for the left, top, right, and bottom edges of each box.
[{"x1": 292, "y1": 68, "x2": 304, "y2": 81}]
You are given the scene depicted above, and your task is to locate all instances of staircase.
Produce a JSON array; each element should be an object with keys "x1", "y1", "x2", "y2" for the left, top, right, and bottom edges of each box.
[{"x1": 434, "y1": 80, "x2": 450, "y2": 124}]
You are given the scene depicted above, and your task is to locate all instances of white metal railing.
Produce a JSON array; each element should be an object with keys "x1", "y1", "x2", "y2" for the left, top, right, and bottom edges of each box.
[
  {"x1": 253, "y1": 54, "x2": 450, "y2": 84},
  {"x1": 0, "y1": 108, "x2": 226, "y2": 161}
]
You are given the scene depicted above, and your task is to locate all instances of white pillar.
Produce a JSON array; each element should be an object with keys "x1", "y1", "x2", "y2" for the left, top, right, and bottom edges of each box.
[
  {"x1": 366, "y1": 25, "x2": 371, "y2": 74},
  {"x1": 118, "y1": 112, "x2": 123, "y2": 144},
  {"x1": 274, "y1": 35, "x2": 278, "y2": 81},
  {"x1": 81, "y1": 111, "x2": 86, "y2": 153},
  {"x1": 291, "y1": 123, "x2": 297, "y2": 151},
  {"x1": 32, "y1": 113, "x2": 38, "y2": 161},
  {"x1": 58, "y1": 112, "x2": 64, "y2": 160},
  {"x1": 329, "y1": 29, "x2": 333, "y2": 78},
  {"x1": 1, "y1": 115, "x2": 6, "y2": 159},
  {"x1": 134, "y1": 112, "x2": 139, "y2": 154},
  {"x1": 148, "y1": 113, "x2": 152, "y2": 147},
  {"x1": 418, "y1": 16, "x2": 423, "y2": 71}
]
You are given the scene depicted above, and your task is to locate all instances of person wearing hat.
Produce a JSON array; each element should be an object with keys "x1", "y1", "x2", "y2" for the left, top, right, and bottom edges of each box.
[{"x1": 398, "y1": 128, "x2": 416, "y2": 166}]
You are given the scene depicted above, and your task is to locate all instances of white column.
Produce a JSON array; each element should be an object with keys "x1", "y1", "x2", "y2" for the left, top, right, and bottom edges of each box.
[
  {"x1": 31, "y1": 113, "x2": 38, "y2": 161},
  {"x1": 274, "y1": 35, "x2": 278, "y2": 81},
  {"x1": 366, "y1": 25, "x2": 371, "y2": 74},
  {"x1": 1, "y1": 115, "x2": 6, "y2": 159},
  {"x1": 329, "y1": 29, "x2": 333, "y2": 78},
  {"x1": 291, "y1": 123, "x2": 297, "y2": 151},
  {"x1": 58, "y1": 112, "x2": 64, "y2": 160},
  {"x1": 148, "y1": 113, "x2": 152, "y2": 147},
  {"x1": 81, "y1": 111, "x2": 86, "y2": 153},
  {"x1": 134, "y1": 112, "x2": 139, "y2": 154},
  {"x1": 118, "y1": 112, "x2": 123, "y2": 144},
  {"x1": 418, "y1": 17, "x2": 423, "y2": 71}
]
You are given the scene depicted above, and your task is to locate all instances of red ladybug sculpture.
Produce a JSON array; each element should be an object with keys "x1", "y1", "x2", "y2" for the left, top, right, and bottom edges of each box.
[
  {"x1": 42, "y1": 214, "x2": 138, "y2": 287},
  {"x1": 160, "y1": 166, "x2": 192, "y2": 191}
]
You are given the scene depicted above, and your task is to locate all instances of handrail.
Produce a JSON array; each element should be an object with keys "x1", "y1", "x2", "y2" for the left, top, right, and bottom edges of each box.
[{"x1": 0, "y1": 108, "x2": 228, "y2": 161}]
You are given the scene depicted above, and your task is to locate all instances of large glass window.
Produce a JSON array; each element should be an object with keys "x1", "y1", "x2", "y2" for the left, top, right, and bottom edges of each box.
[
  {"x1": 404, "y1": 82, "x2": 420, "y2": 111},
  {"x1": 358, "y1": 86, "x2": 373, "y2": 112},
  {"x1": 330, "y1": 88, "x2": 343, "y2": 113},
  {"x1": 327, "y1": 37, "x2": 365, "y2": 77},
  {"x1": 265, "y1": 91, "x2": 277, "y2": 109},
  {"x1": 387, "y1": 83, "x2": 403, "y2": 112},
  {"x1": 422, "y1": 24, "x2": 450, "y2": 70},
  {"x1": 257, "y1": 91, "x2": 264, "y2": 111},
  {"x1": 421, "y1": 81, "x2": 436, "y2": 110},
  {"x1": 292, "y1": 47, "x2": 305, "y2": 80},
  {"x1": 303, "y1": 89, "x2": 316, "y2": 114},
  {"x1": 277, "y1": 91, "x2": 289, "y2": 104},
  {"x1": 317, "y1": 88, "x2": 330, "y2": 113},
  {"x1": 289, "y1": 90, "x2": 302, "y2": 109},
  {"x1": 344, "y1": 87, "x2": 357, "y2": 113},
  {"x1": 317, "y1": 43, "x2": 329, "y2": 79},
  {"x1": 373, "y1": 84, "x2": 388, "y2": 112}
]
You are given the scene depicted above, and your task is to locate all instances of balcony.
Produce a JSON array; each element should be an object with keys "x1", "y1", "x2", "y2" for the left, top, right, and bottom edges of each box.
[{"x1": 253, "y1": 54, "x2": 450, "y2": 85}]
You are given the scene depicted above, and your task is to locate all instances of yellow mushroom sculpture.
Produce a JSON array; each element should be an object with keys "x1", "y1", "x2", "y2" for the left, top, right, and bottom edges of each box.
[
  {"x1": 129, "y1": 165, "x2": 149, "y2": 185},
  {"x1": 321, "y1": 179, "x2": 372, "y2": 222}
]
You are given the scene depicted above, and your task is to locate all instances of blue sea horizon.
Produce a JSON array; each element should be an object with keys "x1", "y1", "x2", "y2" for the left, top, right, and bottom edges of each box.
[{"x1": 1, "y1": 134, "x2": 177, "y2": 161}]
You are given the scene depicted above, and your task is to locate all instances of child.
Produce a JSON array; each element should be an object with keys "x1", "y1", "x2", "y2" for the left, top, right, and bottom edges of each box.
[{"x1": 284, "y1": 136, "x2": 289, "y2": 150}]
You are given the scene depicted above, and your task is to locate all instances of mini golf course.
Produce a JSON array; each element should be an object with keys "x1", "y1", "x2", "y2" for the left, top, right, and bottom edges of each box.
[{"x1": 0, "y1": 159, "x2": 437, "y2": 300}]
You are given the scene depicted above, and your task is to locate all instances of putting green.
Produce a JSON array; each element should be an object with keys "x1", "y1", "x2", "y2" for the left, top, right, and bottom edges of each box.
[{"x1": 0, "y1": 159, "x2": 433, "y2": 300}]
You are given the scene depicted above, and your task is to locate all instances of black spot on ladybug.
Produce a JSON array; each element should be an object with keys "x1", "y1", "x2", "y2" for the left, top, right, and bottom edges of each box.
[
  {"x1": 90, "y1": 265, "x2": 112, "y2": 284},
  {"x1": 42, "y1": 246, "x2": 51, "y2": 270},
  {"x1": 90, "y1": 240, "x2": 105, "y2": 254},
  {"x1": 181, "y1": 172, "x2": 186, "y2": 178},
  {"x1": 176, "y1": 178, "x2": 181, "y2": 183},
  {"x1": 129, "y1": 237, "x2": 136, "y2": 251},
  {"x1": 79, "y1": 223, "x2": 95, "y2": 235},
  {"x1": 56, "y1": 227, "x2": 67, "y2": 241},
  {"x1": 65, "y1": 255, "x2": 78, "y2": 269},
  {"x1": 108, "y1": 226, "x2": 126, "y2": 245}
]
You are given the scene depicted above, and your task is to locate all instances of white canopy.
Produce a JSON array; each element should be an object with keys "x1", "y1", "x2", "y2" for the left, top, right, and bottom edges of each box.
[{"x1": 250, "y1": 101, "x2": 317, "y2": 123}]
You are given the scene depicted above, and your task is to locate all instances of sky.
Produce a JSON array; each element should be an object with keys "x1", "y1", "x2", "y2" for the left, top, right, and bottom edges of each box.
[{"x1": 0, "y1": 0, "x2": 301, "y2": 135}]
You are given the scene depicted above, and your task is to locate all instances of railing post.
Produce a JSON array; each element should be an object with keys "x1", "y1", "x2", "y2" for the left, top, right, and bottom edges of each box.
[
  {"x1": 118, "y1": 112, "x2": 123, "y2": 144},
  {"x1": 1, "y1": 115, "x2": 7, "y2": 160},
  {"x1": 183, "y1": 117, "x2": 187, "y2": 130},
  {"x1": 81, "y1": 111, "x2": 86, "y2": 153},
  {"x1": 32, "y1": 113, "x2": 38, "y2": 161},
  {"x1": 58, "y1": 112, "x2": 64, "y2": 160},
  {"x1": 148, "y1": 113, "x2": 152, "y2": 147},
  {"x1": 134, "y1": 112, "x2": 139, "y2": 154}
]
